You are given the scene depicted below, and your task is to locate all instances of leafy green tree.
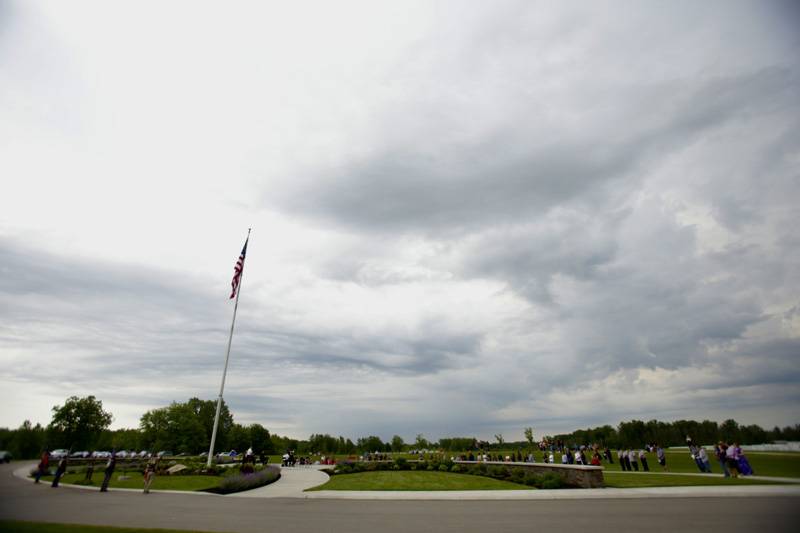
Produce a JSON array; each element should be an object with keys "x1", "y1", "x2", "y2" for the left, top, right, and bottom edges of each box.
[
  {"x1": 391, "y1": 435, "x2": 405, "y2": 452},
  {"x1": 140, "y1": 400, "x2": 213, "y2": 453},
  {"x1": 140, "y1": 407, "x2": 171, "y2": 451},
  {"x1": 414, "y1": 434, "x2": 429, "y2": 449},
  {"x1": 438, "y1": 437, "x2": 476, "y2": 451},
  {"x1": 249, "y1": 424, "x2": 274, "y2": 454},
  {"x1": 524, "y1": 427, "x2": 534, "y2": 448},
  {"x1": 186, "y1": 397, "x2": 233, "y2": 450},
  {"x1": 719, "y1": 419, "x2": 741, "y2": 443},
  {"x1": 47, "y1": 396, "x2": 113, "y2": 450},
  {"x1": 494, "y1": 434, "x2": 504, "y2": 446},
  {"x1": 357, "y1": 435, "x2": 387, "y2": 452},
  {"x1": 227, "y1": 423, "x2": 249, "y2": 452},
  {"x1": 11, "y1": 420, "x2": 45, "y2": 458}
]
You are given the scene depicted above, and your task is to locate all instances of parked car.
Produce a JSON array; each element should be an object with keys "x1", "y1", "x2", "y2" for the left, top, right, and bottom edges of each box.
[
  {"x1": 138, "y1": 450, "x2": 150, "y2": 457},
  {"x1": 50, "y1": 449, "x2": 70, "y2": 459},
  {"x1": 0, "y1": 451, "x2": 12, "y2": 463},
  {"x1": 157, "y1": 450, "x2": 173, "y2": 457},
  {"x1": 92, "y1": 451, "x2": 112, "y2": 458},
  {"x1": 70, "y1": 451, "x2": 90, "y2": 458}
]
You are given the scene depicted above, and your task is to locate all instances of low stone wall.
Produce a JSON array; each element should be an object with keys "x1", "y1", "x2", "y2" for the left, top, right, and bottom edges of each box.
[{"x1": 455, "y1": 461, "x2": 605, "y2": 488}]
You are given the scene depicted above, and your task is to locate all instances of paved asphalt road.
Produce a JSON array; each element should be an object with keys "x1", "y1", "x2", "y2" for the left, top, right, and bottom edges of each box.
[{"x1": 1, "y1": 463, "x2": 798, "y2": 533}]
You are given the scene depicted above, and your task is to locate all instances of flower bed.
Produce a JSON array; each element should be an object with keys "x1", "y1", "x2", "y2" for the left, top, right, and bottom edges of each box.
[{"x1": 209, "y1": 465, "x2": 281, "y2": 494}]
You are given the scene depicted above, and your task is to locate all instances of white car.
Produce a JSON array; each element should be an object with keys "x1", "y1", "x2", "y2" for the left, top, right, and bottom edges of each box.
[
  {"x1": 50, "y1": 449, "x2": 69, "y2": 459},
  {"x1": 92, "y1": 451, "x2": 112, "y2": 458}
]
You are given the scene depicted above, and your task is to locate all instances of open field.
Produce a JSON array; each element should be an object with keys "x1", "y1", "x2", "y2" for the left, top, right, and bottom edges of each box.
[
  {"x1": 307, "y1": 471, "x2": 532, "y2": 491},
  {"x1": 605, "y1": 450, "x2": 800, "y2": 478},
  {"x1": 0, "y1": 521, "x2": 227, "y2": 533},
  {"x1": 37, "y1": 472, "x2": 219, "y2": 491}
]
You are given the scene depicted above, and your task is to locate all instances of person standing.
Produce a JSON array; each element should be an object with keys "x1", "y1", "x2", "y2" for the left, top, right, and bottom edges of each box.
[
  {"x1": 697, "y1": 447, "x2": 712, "y2": 473},
  {"x1": 715, "y1": 442, "x2": 731, "y2": 477},
  {"x1": 51, "y1": 455, "x2": 68, "y2": 488},
  {"x1": 100, "y1": 452, "x2": 116, "y2": 492},
  {"x1": 143, "y1": 455, "x2": 159, "y2": 494},
  {"x1": 690, "y1": 445, "x2": 705, "y2": 472},
  {"x1": 639, "y1": 449, "x2": 649, "y2": 472},
  {"x1": 84, "y1": 458, "x2": 95, "y2": 482},
  {"x1": 725, "y1": 443, "x2": 740, "y2": 478},
  {"x1": 34, "y1": 451, "x2": 50, "y2": 483},
  {"x1": 656, "y1": 445, "x2": 667, "y2": 471}
]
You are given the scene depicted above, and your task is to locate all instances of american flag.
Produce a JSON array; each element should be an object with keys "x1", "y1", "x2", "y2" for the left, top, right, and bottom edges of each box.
[{"x1": 230, "y1": 237, "x2": 248, "y2": 299}]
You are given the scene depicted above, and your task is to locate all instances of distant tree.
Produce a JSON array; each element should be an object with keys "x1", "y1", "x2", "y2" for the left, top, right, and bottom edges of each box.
[
  {"x1": 111, "y1": 428, "x2": 141, "y2": 451},
  {"x1": 140, "y1": 400, "x2": 211, "y2": 454},
  {"x1": 48, "y1": 396, "x2": 113, "y2": 451},
  {"x1": 186, "y1": 397, "x2": 233, "y2": 449},
  {"x1": 391, "y1": 435, "x2": 405, "y2": 452},
  {"x1": 494, "y1": 434, "x2": 504, "y2": 446},
  {"x1": 719, "y1": 419, "x2": 741, "y2": 443},
  {"x1": 415, "y1": 434, "x2": 429, "y2": 450},
  {"x1": 357, "y1": 435, "x2": 387, "y2": 453},
  {"x1": 249, "y1": 424, "x2": 274, "y2": 454},
  {"x1": 524, "y1": 427, "x2": 534, "y2": 448},
  {"x1": 227, "y1": 423, "x2": 249, "y2": 452},
  {"x1": 13, "y1": 420, "x2": 45, "y2": 458},
  {"x1": 438, "y1": 437, "x2": 476, "y2": 451}
]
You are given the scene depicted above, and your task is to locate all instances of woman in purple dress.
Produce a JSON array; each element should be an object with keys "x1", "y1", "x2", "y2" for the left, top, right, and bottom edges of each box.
[{"x1": 735, "y1": 444, "x2": 754, "y2": 475}]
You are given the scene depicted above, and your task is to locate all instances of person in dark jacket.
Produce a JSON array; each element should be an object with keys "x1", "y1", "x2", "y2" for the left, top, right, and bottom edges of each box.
[
  {"x1": 51, "y1": 456, "x2": 68, "y2": 487},
  {"x1": 100, "y1": 452, "x2": 117, "y2": 492}
]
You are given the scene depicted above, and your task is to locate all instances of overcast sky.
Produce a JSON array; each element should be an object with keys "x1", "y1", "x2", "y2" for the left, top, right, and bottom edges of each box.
[{"x1": 1, "y1": 0, "x2": 799, "y2": 443}]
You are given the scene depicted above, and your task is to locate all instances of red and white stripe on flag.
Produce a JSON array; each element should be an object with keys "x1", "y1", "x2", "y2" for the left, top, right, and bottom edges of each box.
[{"x1": 230, "y1": 238, "x2": 248, "y2": 299}]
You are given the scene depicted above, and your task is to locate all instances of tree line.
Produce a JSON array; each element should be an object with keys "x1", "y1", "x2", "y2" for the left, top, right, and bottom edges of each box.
[{"x1": 1, "y1": 395, "x2": 798, "y2": 459}]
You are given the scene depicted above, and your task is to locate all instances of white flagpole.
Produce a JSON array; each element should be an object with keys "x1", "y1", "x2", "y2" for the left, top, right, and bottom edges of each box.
[{"x1": 207, "y1": 228, "x2": 250, "y2": 467}]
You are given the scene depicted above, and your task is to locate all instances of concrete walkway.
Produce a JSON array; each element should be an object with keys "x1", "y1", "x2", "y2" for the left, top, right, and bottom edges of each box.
[{"x1": 228, "y1": 465, "x2": 329, "y2": 498}]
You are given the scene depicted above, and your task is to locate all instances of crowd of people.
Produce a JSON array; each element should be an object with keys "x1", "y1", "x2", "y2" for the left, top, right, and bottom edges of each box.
[{"x1": 441, "y1": 437, "x2": 755, "y2": 478}]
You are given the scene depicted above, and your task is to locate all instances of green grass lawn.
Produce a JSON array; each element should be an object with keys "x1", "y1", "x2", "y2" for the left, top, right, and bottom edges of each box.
[
  {"x1": 0, "y1": 521, "x2": 229, "y2": 533},
  {"x1": 38, "y1": 472, "x2": 220, "y2": 491},
  {"x1": 324, "y1": 450, "x2": 800, "y2": 478},
  {"x1": 307, "y1": 471, "x2": 532, "y2": 491},
  {"x1": 602, "y1": 450, "x2": 800, "y2": 478},
  {"x1": 602, "y1": 472, "x2": 787, "y2": 488}
]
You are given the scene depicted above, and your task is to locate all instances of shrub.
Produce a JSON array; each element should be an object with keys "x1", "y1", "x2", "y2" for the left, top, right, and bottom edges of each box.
[
  {"x1": 509, "y1": 467, "x2": 526, "y2": 484},
  {"x1": 335, "y1": 464, "x2": 353, "y2": 475},
  {"x1": 438, "y1": 464, "x2": 449, "y2": 472},
  {"x1": 523, "y1": 472, "x2": 540, "y2": 487},
  {"x1": 488, "y1": 465, "x2": 508, "y2": 479},
  {"x1": 539, "y1": 472, "x2": 565, "y2": 489},
  {"x1": 393, "y1": 457, "x2": 408, "y2": 470},
  {"x1": 450, "y1": 464, "x2": 465, "y2": 473},
  {"x1": 426, "y1": 465, "x2": 435, "y2": 471},
  {"x1": 216, "y1": 465, "x2": 280, "y2": 494}
]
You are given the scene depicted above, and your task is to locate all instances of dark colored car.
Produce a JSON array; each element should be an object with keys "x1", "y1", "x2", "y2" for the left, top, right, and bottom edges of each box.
[{"x1": 0, "y1": 451, "x2": 12, "y2": 463}]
